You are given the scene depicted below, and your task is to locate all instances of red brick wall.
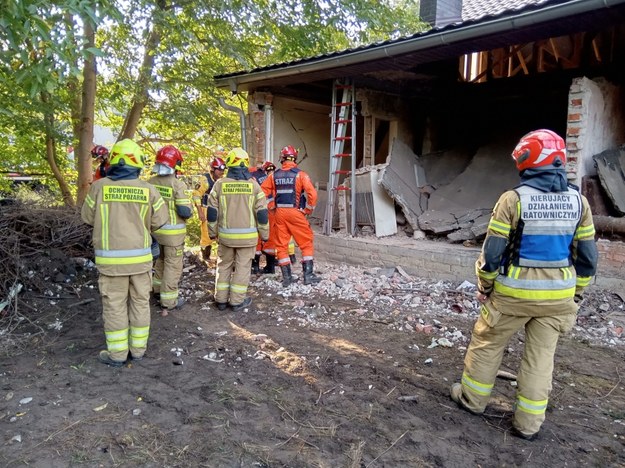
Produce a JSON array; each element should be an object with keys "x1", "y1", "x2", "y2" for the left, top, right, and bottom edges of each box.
[
  {"x1": 596, "y1": 239, "x2": 625, "y2": 275},
  {"x1": 250, "y1": 109, "x2": 265, "y2": 167},
  {"x1": 565, "y1": 82, "x2": 584, "y2": 180}
]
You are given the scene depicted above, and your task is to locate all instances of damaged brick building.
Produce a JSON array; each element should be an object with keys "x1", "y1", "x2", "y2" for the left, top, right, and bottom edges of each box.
[{"x1": 214, "y1": 0, "x2": 625, "y2": 288}]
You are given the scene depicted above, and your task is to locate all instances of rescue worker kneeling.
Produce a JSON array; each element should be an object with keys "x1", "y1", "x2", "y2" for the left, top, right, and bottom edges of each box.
[
  {"x1": 206, "y1": 148, "x2": 269, "y2": 311},
  {"x1": 81, "y1": 139, "x2": 169, "y2": 367},
  {"x1": 450, "y1": 129, "x2": 598, "y2": 440},
  {"x1": 148, "y1": 145, "x2": 193, "y2": 315}
]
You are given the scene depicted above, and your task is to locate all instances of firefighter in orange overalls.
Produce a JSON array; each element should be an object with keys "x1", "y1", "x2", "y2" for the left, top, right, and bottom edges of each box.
[
  {"x1": 148, "y1": 145, "x2": 193, "y2": 315},
  {"x1": 91, "y1": 145, "x2": 110, "y2": 181},
  {"x1": 81, "y1": 139, "x2": 169, "y2": 367},
  {"x1": 261, "y1": 145, "x2": 321, "y2": 286}
]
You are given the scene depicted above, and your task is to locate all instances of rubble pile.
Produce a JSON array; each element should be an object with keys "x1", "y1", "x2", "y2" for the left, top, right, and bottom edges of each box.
[
  {"x1": 232, "y1": 262, "x2": 625, "y2": 348},
  {"x1": 179, "y1": 253, "x2": 624, "y2": 348}
]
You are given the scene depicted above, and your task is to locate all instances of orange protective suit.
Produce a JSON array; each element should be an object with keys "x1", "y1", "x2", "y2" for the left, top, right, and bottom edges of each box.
[
  {"x1": 92, "y1": 161, "x2": 110, "y2": 181},
  {"x1": 261, "y1": 160, "x2": 317, "y2": 266}
]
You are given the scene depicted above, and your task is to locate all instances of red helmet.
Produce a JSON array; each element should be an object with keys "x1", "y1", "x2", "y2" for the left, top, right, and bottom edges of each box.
[
  {"x1": 280, "y1": 145, "x2": 298, "y2": 162},
  {"x1": 261, "y1": 161, "x2": 276, "y2": 172},
  {"x1": 511, "y1": 129, "x2": 566, "y2": 172},
  {"x1": 91, "y1": 145, "x2": 109, "y2": 160},
  {"x1": 211, "y1": 157, "x2": 226, "y2": 171},
  {"x1": 155, "y1": 145, "x2": 183, "y2": 169}
]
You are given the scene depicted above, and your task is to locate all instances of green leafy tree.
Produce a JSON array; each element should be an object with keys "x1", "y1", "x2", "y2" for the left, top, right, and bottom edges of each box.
[{"x1": 1, "y1": 0, "x2": 426, "y2": 205}]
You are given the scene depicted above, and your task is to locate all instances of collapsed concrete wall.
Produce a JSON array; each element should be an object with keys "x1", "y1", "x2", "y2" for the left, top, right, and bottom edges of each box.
[
  {"x1": 380, "y1": 136, "x2": 518, "y2": 242},
  {"x1": 594, "y1": 146, "x2": 625, "y2": 216},
  {"x1": 379, "y1": 139, "x2": 424, "y2": 234},
  {"x1": 427, "y1": 135, "x2": 518, "y2": 213}
]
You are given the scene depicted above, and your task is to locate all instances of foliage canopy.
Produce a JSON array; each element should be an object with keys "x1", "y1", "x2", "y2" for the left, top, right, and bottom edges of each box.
[{"x1": 0, "y1": 0, "x2": 426, "y2": 202}]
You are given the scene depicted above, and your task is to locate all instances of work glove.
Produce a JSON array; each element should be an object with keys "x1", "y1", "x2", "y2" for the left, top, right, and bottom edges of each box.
[{"x1": 150, "y1": 237, "x2": 160, "y2": 261}]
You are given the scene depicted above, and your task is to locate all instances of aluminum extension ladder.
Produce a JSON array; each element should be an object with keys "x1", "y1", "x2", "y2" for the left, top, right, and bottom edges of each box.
[{"x1": 323, "y1": 78, "x2": 356, "y2": 235}]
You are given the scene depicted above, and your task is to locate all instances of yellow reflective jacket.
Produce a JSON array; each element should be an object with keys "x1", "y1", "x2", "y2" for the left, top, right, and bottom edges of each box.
[
  {"x1": 476, "y1": 189, "x2": 597, "y2": 317},
  {"x1": 81, "y1": 178, "x2": 169, "y2": 276},
  {"x1": 206, "y1": 177, "x2": 269, "y2": 248},
  {"x1": 148, "y1": 174, "x2": 192, "y2": 246}
]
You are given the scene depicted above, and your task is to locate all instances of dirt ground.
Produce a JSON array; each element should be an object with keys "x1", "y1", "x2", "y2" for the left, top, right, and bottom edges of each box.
[{"x1": 1, "y1": 252, "x2": 624, "y2": 468}]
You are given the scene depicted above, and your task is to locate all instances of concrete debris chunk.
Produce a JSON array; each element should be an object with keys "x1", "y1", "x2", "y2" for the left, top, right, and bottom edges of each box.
[
  {"x1": 593, "y1": 147, "x2": 625, "y2": 215},
  {"x1": 247, "y1": 260, "x2": 623, "y2": 347},
  {"x1": 456, "y1": 280, "x2": 476, "y2": 291},
  {"x1": 380, "y1": 139, "x2": 425, "y2": 232}
]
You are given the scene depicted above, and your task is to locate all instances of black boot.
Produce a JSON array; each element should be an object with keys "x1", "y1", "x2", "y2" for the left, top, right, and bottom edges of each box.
[
  {"x1": 280, "y1": 264, "x2": 293, "y2": 287},
  {"x1": 290, "y1": 254, "x2": 297, "y2": 265},
  {"x1": 262, "y1": 254, "x2": 276, "y2": 274},
  {"x1": 251, "y1": 254, "x2": 261, "y2": 274},
  {"x1": 303, "y1": 260, "x2": 321, "y2": 285},
  {"x1": 231, "y1": 296, "x2": 252, "y2": 312}
]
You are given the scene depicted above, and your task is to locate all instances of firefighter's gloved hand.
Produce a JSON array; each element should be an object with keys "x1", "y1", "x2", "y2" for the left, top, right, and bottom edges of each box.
[
  {"x1": 301, "y1": 208, "x2": 313, "y2": 216},
  {"x1": 151, "y1": 237, "x2": 160, "y2": 261},
  {"x1": 574, "y1": 293, "x2": 583, "y2": 304}
]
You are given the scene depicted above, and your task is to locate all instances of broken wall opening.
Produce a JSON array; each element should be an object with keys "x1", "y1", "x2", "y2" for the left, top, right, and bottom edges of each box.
[{"x1": 356, "y1": 72, "x2": 625, "y2": 242}]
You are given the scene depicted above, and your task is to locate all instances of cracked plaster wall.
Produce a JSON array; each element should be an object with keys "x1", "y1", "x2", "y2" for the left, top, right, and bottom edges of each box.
[{"x1": 566, "y1": 77, "x2": 625, "y2": 188}]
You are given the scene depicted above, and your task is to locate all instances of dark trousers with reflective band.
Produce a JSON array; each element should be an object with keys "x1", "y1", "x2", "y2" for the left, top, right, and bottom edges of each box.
[
  {"x1": 215, "y1": 245, "x2": 255, "y2": 306},
  {"x1": 98, "y1": 272, "x2": 151, "y2": 361},
  {"x1": 153, "y1": 243, "x2": 184, "y2": 308},
  {"x1": 460, "y1": 307, "x2": 575, "y2": 435}
]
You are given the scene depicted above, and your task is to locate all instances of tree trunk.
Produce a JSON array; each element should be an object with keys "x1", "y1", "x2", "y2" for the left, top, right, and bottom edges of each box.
[
  {"x1": 76, "y1": 15, "x2": 97, "y2": 207},
  {"x1": 119, "y1": 1, "x2": 167, "y2": 140},
  {"x1": 41, "y1": 93, "x2": 75, "y2": 207},
  {"x1": 65, "y1": 12, "x2": 82, "y2": 138}
]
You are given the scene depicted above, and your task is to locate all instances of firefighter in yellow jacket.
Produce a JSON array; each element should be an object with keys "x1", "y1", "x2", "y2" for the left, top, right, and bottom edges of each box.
[
  {"x1": 450, "y1": 130, "x2": 598, "y2": 440},
  {"x1": 148, "y1": 145, "x2": 193, "y2": 315},
  {"x1": 81, "y1": 139, "x2": 169, "y2": 367},
  {"x1": 206, "y1": 147, "x2": 269, "y2": 311}
]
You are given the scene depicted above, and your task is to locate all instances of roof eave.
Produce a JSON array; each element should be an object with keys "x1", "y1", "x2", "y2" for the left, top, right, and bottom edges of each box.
[{"x1": 214, "y1": 0, "x2": 625, "y2": 92}]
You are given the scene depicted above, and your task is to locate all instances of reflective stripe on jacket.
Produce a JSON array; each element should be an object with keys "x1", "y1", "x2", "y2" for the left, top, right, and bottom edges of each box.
[
  {"x1": 492, "y1": 185, "x2": 582, "y2": 301},
  {"x1": 273, "y1": 167, "x2": 301, "y2": 208},
  {"x1": 148, "y1": 174, "x2": 192, "y2": 246},
  {"x1": 207, "y1": 177, "x2": 269, "y2": 248},
  {"x1": 514, "y1": 185, "x2": 582, "y2": 268},
  {"x1": 261, "y1": 161, "x2": 318, "y2": 213},
  {"x1": 475, "y1": 187, "x2": 596, "y2": 316},
  {"x1": 81, "y1": 178, "x2": 169, "y2": 275}
]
